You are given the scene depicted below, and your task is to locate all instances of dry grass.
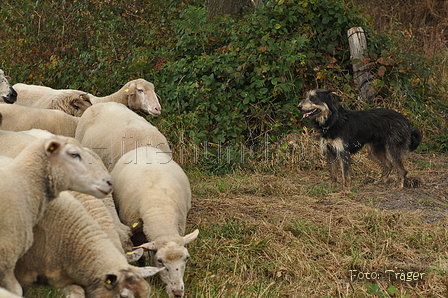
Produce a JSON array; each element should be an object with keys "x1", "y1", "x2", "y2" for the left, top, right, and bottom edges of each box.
[
  {"x1": 25, "y1": 133, "x2": 448, "y2": 298},
  {"x1": 354, "y1": 0, "x2": 448, "y2": 105},
  {"x1": 354, "y1": 0, "x2": 448, "y2": 55},
  {"x1": 145, "y1": 133, "x2": 448, "y2": 297},
  {"x1": 180, "y1": 149, "x2": 448, "y2": 297}
]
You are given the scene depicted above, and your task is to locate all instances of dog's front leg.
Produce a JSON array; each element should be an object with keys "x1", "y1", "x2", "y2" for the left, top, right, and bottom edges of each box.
[
  {"x1": 326, "y1": 150, "x2": 339, "y2": 187},
  {"x1": 340, "y1": 151, "x2": 351, "y2": 189}
]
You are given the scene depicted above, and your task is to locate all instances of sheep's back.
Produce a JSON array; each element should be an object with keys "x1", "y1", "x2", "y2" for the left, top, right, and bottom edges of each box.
[
  {"x1": 76, "y1": 102, "x2": 170, "y2": 171},
  {"x1": 0, "y1": 104, "x2": 79, "y2": 137},
  {"x1": 111, "y1": 147, "x2": 191, "y2": 236},
  {"x1": 15, "y1": 192, "x2": 130, "y2": 290}
]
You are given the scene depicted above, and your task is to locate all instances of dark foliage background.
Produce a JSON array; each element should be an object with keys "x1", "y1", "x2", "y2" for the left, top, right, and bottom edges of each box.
[{"x1": 1, "y1": 0, "x2": 447, "y2": 151}]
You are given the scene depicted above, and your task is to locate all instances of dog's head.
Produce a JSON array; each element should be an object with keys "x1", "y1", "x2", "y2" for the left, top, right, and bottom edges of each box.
[{"x1": 298, "y1": 89, "x2": 341, "y2": 125}]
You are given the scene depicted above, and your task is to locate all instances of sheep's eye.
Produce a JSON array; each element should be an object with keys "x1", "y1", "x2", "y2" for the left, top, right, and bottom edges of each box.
[
  {"x1": 157, "y1": 259, "x2": 164, "y2": 266},
  {"x1": 185, "y1": 256, "x2": 190, "y2": 262},
  {"x1": 137, "y1": 88, "x2": 144, "y2": 93},
  {"x1": 68, "y1": 152, "x2": 81, "y2": 160}
]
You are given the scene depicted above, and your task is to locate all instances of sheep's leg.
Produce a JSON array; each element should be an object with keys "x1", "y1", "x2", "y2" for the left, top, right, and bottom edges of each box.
[{"x1": 3, "y1": 270, "x2": 23, "y2": 296}]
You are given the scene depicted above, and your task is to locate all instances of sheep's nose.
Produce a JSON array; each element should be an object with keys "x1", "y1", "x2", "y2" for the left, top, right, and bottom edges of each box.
[
  {"x1": 106, "y1": 179, "x2": 114, "y2": 189},
  {"x1": 104, "y1": 179, "x2": 114, "y2": 192},
  {"x1": 298, "y1": 104, "x2": 302, "y2": 110},
  {"x1": 172, "y1": 287, "x2": 184, "y2": 298},
  {"x1": 151, "y1": 105, "x2": 161, "y2": 116}
]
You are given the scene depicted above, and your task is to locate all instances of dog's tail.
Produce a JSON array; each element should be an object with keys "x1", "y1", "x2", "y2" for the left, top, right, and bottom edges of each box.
[{"x1": 409, "y1": 129, "x2": 422, "y2": 152}]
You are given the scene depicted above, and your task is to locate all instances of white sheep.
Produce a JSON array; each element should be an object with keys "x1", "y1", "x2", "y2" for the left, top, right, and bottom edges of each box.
[
  {"x1": 0, "y1": 69, "x2": 17, "y2": 104},
  {"x1": 76, "y1": 102, "x2": 171, "y2": 172},
  {"x1": 71, "y1": 191, "x2": 134, "y2": 254},
  {"x1": 14, "y1": 191, "x2": 163, "y2": 298},
  {"x1": 0, "y1": 136, "x2": 113, "y2": 295},
  {"x1": 0, "y1": 128, "x2": 135, "y2": 256},
  {"x1": 13, "y1": 78, "x2": 162, "y2": 116},
  {"x1": 88, "y1": 79, "x2": 162, "y2": 116},
  {"x1": 0, "y1": 287, "x2": 22, "y2": 298},
  {"x1": 13, "y1": 83, "x2": 92, "y2": 116},
  {"x1": 111, "y1": 146, "x2": 199, "y2": 298},
  {"x1": 0, "y1": 104, "x2": 80, "y2": 137}
]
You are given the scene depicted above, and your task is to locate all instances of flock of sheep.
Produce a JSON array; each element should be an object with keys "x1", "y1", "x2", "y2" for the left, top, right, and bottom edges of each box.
[{"x1": 0, "y1": 69, "x2": 199, "y2": 298}]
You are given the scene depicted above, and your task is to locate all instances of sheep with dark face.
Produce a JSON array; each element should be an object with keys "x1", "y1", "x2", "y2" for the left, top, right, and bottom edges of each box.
[{"x1": 0, "y1": 69, "x2": 17, "y2": 104}]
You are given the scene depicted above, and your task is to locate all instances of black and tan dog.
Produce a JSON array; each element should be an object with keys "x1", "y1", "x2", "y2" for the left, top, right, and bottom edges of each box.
[{"x1": 298, "y1": 89, "x2": 422, "y2": 189}]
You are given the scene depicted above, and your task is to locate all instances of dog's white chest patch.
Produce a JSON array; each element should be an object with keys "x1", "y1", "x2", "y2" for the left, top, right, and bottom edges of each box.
[{"x1": 320, "y1": 137, "x2": 345, "y2": 154}]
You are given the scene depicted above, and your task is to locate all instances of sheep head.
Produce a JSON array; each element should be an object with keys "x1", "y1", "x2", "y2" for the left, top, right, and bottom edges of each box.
[
  {"x1": 88, "y1": 267, "x2": 163, "y2": 298},
  {"x1": 70, "y1": 93, "x2": 93, "y2": 114},
  {"x1": 0, "y1": 70, "x2": 17, "y2": 104},
  {"x1": 135, "y1": 229, "x2": 199, "y2": 298},
  {"x1": 45, "y1": 137, "x2": 114, "y2": 199},
  {"x1": 125, "y1": 79, "x2": 162, "y2": 117}
]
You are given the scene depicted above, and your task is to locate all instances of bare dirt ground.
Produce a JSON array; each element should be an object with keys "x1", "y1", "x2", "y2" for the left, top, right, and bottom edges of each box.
[
  {"x1": 188, "y1": 152, "x2": 448, "y2": 226},
  {"x1": 364, "y1": 153, "x2": 448, "y2": 223},
  {"x1": 185, "y1": 151, "x2": 447, "y2": 296}
]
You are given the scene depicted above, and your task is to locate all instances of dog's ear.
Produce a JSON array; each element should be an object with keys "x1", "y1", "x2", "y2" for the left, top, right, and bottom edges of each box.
[{"x1": 328, "y1": 91, "x2": 341, "y2": 103}]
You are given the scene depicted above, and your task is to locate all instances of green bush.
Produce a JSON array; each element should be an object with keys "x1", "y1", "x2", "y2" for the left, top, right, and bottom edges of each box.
[
  {"x1": 151, "y1": 0, "x2": 371, "y2": 144},
  {"x1": 1, "y1": 0, "x2": 446, "y2": 151}
]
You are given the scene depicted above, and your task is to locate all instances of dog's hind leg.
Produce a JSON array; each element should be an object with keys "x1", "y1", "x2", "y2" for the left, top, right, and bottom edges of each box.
[
  {"x1": 388, "y1": 147, "x2": 408, "y2": 190},
  {"x1": 371, "y1": 145, "x2": 393, "y2": 184}
]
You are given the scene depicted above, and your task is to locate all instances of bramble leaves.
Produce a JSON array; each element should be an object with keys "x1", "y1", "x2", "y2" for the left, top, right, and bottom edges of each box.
[{"x1": 2, "y1": 0, "x2": 446, "y2": 150}]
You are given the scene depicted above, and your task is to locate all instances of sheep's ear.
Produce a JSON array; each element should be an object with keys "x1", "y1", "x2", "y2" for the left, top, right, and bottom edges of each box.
[
  {"x1": 72, "y1": 94, "x2": 92, "y2": 111},
  {"x1": 130, "y1": 219, "x2": 143, "y2": 235},
  {"x1": 133, "y1": 242, "x2": 157, "y2": 252},
  {"x1": 0, "y1": 112, "x2": 3, "y2": 127},
  {"x1": 183, "y1": 229, "x2": 199, "y2": 245},
  {"x1": 125, "y1": 82, "x2": 137, "y2": 95},
  {"x1": 139, "y1": 266, "x2": 166, "y2": 278},
  {"x1": 126, "y1": 248, "x2": 144, "y2": 263},
  {"x1": 46, "y1": 141, "x2": 61, "y2": 155},
  {"x1": 103, "y1": 274, "x2": 118, "y2": 290}
]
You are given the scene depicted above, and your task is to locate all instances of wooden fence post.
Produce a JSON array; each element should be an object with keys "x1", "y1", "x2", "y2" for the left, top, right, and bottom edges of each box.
[{"x1": 347, "y1": 27, "x2": 376, "y2": 103}]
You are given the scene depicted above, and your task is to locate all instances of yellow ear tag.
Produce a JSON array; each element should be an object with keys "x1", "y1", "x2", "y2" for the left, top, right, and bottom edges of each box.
[
  {"x1": 132, "y1": 222, "x2": 139, "y2": 228},
  {"x1": 125, "y1": 89, "x2": 129, "y2": 93},
  {"x1": 105, "y1": 279, "x2": 112, "y2": 285},
  {"x1": 49, "y1": 145, "x2": 55, "y2": 151},
  {"x1": 126, "y1": 251, "x2": 134, "y2": 255}
]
